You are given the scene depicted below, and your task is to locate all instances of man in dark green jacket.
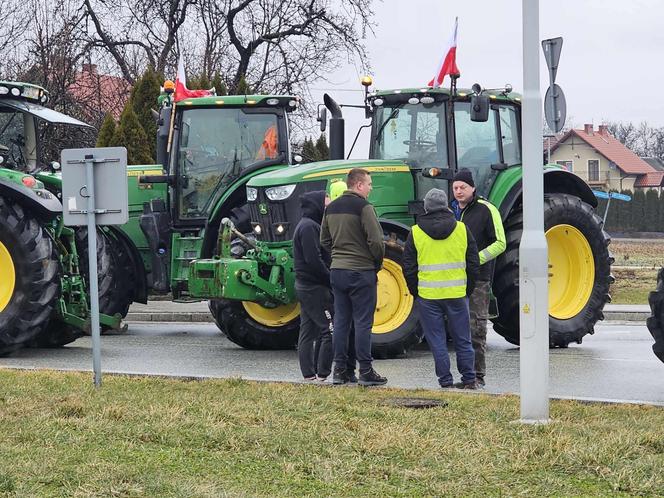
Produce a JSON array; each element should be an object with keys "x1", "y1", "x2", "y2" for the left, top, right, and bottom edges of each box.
[
  {"x1": 451, "y1": 169, "x2": 506, "y2": 387},
  {"x1": 320, "y1": 168, "x2": 387, "y2": 386}
]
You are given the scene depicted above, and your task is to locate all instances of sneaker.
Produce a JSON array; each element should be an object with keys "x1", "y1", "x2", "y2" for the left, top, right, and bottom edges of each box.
[
  {"x1": 439, "y1": 382, "x2": 454, "y2": 389},
  {"x1": 476, "y1": 378, "x2": 486, "y2": 388},
  {"x1": 316, "y1": 375, "x2": 328, "y2": 383},
  {"x1": 303, "y1": 376, "x2": 317, "y2": 382},
  {"x1": 333, "y1": 369, "x2": 350, "y2": 385},
  {"x1": 347, "y1": 372, "x2": 358, "y2": 384},
  {"x1": 454, "y1": 381, "x2": 478, "y2": 390},
  {"x1": 358, "y1": 368, "x2": 388, "y2": 386}
]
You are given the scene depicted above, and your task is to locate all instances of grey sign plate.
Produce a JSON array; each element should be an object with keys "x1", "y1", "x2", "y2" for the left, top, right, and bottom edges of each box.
[{"x1": 61, "y1": 147, "x2": 128, "y2": 226}]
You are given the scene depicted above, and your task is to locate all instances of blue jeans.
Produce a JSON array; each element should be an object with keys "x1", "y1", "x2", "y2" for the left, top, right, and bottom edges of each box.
[
  {"x1": 418, "y1": 296, "x2": 475, "y2": 386},
  {"x1": 330, "y1": 269, "x2": 377, "y2": 372}
]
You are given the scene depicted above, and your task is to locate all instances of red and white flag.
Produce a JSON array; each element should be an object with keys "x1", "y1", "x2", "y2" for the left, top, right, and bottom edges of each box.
[
  {"x1": 174, "y1": 54, "x2": 214, "y2": 102},
  {"x1": 428, "y1": 17, "x2": 460, "y2": 88}
]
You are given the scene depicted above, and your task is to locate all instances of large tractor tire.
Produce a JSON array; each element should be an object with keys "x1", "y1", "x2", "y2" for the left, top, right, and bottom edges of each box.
[
  {"x1": 0, "y1": 196, "x2": 61, "y2": 354},
  {"x1": 76, "y1": 228, "x2": 130, "y2": 331},
  {"x1": 209, "y1": 299, "x2": 300, "y2": 350},
  {"x1": 209, "y1": 234, "x2": 420, "y2": 357},
  {"x1": 371, "y1": 242, "x2": 420, "y2": 359},
  {"x1": 492, "y1": 193, "x2": 613, "y2": 347},
  {"x1": 646, "y1": 268, "x2": 664, "y2": 363}
]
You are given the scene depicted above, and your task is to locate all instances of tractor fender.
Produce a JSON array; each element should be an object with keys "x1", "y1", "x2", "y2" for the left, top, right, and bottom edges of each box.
[
  {"x1": 106, "y1": 226, "x2": 149, "y2": 304},
  {"x1": 379, "y1": 218, "x2": 411, "y2": 247},
  {"x1": 0, "y1": 177, "x2": 62, "y2": 221},
  {"x1": 499, "y1": 168, "x2": 597, "y2": 219}
]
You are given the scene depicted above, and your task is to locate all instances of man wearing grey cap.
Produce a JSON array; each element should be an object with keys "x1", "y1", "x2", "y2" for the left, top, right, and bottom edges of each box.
[{"x1": 403, "y1": 188, "x2": 480, "y2": 389}]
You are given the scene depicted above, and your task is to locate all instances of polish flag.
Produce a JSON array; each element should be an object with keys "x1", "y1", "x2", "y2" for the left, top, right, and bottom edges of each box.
[
  {"x1": 174, "y1": 54, "x2": 214, "y2": 102},
  {"x1": 428, "y1": 17, "x2": 460, "y2": 88}
]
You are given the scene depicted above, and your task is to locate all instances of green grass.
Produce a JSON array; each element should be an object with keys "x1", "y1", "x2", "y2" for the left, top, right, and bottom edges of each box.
[
  {"x1": 0, "y1": 370, "x2": 662, "y2": 497},
  {"x1": 610, "y1": 267, "x2": 658, "y2": 305}
]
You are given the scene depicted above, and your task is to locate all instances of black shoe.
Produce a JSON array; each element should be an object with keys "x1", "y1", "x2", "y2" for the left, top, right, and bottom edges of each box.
[
  {"x1": 454, "y1": 381, "x2": 478, "y2": 390},
  {"x1": 333, "y1": 369, "x2": 349, "y2": 385},
  {"x1": 439, "y1": 382, "x2": 454, "y2": 389},
  {"x1": 476, "y1": 378, "x2": 486, "y2": 388},
  {"x1": 358, "y1": 368, "x2": 387, "y2": 386},
  {"x1": 347, "y1": 372, "x2": 358, "y2": 383}
]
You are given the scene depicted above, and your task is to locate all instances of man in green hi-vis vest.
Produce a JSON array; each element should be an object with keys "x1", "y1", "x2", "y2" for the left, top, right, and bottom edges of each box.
[{"x1": 403, "y1": 188, "x2": 480, "y2": 389}]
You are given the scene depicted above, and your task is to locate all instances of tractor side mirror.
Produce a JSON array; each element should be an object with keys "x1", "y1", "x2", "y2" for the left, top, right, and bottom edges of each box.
[
  {"x1": 470, "y1": 94, "x2": 489, "y2": 122},
  {"x1": 317, "y1": 107, "x2": 327, "y2": 132}
]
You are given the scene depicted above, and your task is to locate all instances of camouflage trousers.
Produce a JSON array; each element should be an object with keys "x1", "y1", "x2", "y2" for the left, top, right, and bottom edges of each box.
[{"x1": 469, "y1": 280, "x2": 490, "y2": 381}]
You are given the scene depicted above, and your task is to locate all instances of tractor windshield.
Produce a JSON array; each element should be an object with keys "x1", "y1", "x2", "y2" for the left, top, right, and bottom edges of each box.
[
  {"x1": 177, "y1": 108, "x2": 280, "y2": 218},
  {"x1": 372, "y1": 102, "x2": 448, "y2": 169}
]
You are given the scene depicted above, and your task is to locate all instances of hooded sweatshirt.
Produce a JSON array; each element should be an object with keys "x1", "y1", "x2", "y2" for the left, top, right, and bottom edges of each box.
[
  {"x1": 293, "y1": 190, "x2": 331, "y2": 287},
  {"x1": 402, "y1": 209, "x2": 480, "y2": 298}
]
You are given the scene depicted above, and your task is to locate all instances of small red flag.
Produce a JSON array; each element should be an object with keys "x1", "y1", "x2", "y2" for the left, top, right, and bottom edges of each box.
[{"x1": 428, "y1": 17, "x2": 460, "y2": 88}]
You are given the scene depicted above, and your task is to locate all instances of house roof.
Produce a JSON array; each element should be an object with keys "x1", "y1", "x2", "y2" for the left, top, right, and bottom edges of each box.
[
  {"x1": 67, "y1": 64, "x2": 131, "y2": 121},
  {"x1": 551, "y1": 125, "x2": 655, "y2": 175},
  {"x1": 635, "y1": 171, "x2": 664, "y2": 187},
  {"x1": 642, "y1": 157, "x2": 664, "y2": 171}
]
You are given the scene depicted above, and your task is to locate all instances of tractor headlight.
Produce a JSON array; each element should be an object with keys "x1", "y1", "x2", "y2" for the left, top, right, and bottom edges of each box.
[
  {"x1": 0, "y1": 86, "x2": 8, "y2": 95},
  {"x1": 265, "y1": 184, "x2": 296, "y2": 201},
  {"x1": 246, "y1": 186, "x2": 258, "y2": 201}
]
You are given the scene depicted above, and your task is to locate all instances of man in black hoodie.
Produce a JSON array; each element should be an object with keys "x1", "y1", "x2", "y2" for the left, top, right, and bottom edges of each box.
[
  {"x1": 293, "y1": 190, "x2": 334, "y2": 381},
  {"x1": 403, "y1": 188, "x2": 480, "y2": 389}
]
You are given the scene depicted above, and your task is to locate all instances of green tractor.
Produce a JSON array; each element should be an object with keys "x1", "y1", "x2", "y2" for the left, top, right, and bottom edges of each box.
[
  {"x1": 0, "y1": 82, "x2": 127, "y2": 353},
  {"x1": 182, "y1": 83, "x2": 613, "y2": 357}
]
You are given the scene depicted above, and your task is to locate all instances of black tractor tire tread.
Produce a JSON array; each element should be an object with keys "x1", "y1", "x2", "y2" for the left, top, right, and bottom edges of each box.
[
  {"x1": 209, "y1": 299, "x2": 300, "y2": 350},
  {"x1": 101, "y1": 229, "x2": 135, "y2": 318},
  {"x1": 491, "y1": 193, "x2": 613, "y2": 347},
  {"x1": 0, "y1": 197, "x2": 60, "y2": 354}
]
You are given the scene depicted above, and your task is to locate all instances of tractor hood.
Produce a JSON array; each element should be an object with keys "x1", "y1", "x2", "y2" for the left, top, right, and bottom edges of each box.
[
  {"x1": 0, "y1": 98, "x2": 92, "y2": 127},
  {"x1": 247, "y1": 159, "x2": 409, "y2": 187}
]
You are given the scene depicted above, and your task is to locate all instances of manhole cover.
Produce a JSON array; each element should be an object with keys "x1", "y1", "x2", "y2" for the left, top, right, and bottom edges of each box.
[{"x1": 385, "y1": 397, "x2": 448, "y2": 409}]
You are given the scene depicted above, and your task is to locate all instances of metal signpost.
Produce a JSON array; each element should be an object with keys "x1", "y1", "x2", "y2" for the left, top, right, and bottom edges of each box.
[
  {"x1": 520, "y1": 0, "x2": 549, "y2": 423},
  {"x1": 61, "y1": 147, "x2": 128, "y2": 387}
]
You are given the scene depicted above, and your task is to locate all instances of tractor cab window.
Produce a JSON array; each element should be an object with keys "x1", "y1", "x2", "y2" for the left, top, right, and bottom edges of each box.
[
  {"x1": 177, "y1": 108, "x2": 279, "y2": 218},
  {"x1": 454, "y1": 102, "x2": 521, "y2": 197},
  {"x1": 454, "y1": 102, "x2": 500, "y2": 197},
  {"x1": 499, "y1": 105, "x2": 521, "y2": 166},
  {"x1": 372, "y1": 102, "x2": 447, "y2": 169},
  {"x1": 0, "y1": 108, "x2": 27, "y2": 170}
]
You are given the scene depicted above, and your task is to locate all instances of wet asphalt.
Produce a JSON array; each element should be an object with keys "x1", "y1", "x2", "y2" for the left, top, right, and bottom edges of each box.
[{"x1": 0, "y1": 321, "x2": 661, "y2": 405}]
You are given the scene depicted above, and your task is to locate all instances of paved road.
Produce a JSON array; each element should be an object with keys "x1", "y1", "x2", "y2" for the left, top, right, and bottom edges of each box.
[{"x1": 1, "y1": 321, "x2": 661, "y2": 405}]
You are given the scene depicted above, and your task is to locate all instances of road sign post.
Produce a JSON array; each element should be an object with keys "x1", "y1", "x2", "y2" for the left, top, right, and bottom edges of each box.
[
  {"x1": 520, "y1": 0, "x2": 550, "y2": 424},
  {"x1": 542, "y1": 37, "x2": 566, "y2": 133},
  {"x1": 61, "y1": 147, "x2": 128, "y2": 387}
]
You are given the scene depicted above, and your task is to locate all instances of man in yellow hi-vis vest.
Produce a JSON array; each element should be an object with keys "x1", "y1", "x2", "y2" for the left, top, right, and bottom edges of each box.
[{"x1": 403, "y1": 188, "x2": 480, "y2": 389}]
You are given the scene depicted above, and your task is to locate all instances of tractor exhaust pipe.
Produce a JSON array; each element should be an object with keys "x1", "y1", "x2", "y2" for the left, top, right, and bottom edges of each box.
[{"x1": 324, "y1": 93, "x2": 344, "y2": 160}]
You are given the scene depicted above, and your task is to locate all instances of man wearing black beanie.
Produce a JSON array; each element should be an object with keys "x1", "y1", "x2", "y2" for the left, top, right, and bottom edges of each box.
[{"x1": 450, "y1": 168, "x2": 506, "y2": 388}]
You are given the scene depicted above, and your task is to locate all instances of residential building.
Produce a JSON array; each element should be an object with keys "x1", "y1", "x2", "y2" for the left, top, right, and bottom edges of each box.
[{"x1": 549, "y1": 124, "x2": 658, "y2": 191}]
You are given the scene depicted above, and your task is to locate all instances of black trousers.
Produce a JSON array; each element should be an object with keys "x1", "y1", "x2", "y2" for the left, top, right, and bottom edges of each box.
[
  {"x1": 295, "y1": 282, "x2": 334, "y2": 378},
  {"x1": 331, "y1": 269, "x2": 377, "y2": 372}
]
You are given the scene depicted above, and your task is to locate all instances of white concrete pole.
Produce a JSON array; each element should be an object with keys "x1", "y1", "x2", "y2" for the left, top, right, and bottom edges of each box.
[{"x1": 520, "y1": 0, "x2": 549, "y2": 423}]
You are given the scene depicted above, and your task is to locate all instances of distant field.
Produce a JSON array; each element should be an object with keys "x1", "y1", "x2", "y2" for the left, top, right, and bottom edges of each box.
[{"x1": 610, "y1": 238, "x2": 664, "y2": 268}]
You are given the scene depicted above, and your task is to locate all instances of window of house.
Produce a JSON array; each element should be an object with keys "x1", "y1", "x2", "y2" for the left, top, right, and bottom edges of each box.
[
  {"x1": 556, "y1": 160, "x2": 573, "y2": 172},
  {"x1": 588, "y1": 159, "x2": 600, "y2": 181}
]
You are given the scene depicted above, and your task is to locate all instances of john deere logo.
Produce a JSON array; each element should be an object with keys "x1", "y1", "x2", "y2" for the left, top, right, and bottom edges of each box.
[{"x1": 259, "y1": 203, "x2": 268, "y2": 215}]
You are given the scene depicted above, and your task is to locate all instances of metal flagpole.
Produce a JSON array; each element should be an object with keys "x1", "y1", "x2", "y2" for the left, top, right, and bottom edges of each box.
[{"x1": 520, "y1": 0, "x2": 549, "y2": 423}]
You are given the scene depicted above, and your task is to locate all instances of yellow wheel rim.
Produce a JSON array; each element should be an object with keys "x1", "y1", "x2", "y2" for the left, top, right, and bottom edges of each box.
[
  {"x1": 0, "y1": 240, "x2": 15, "y2": 312},
  {"x1": 546, "y1": 224, "x2": 594, "y2": 319},
  {"x1": 373, "y1": 258, "x2": 414, "y2": 334},
  {"x1": 242, "y1": 301, "x2": 300, "y2": 327}
]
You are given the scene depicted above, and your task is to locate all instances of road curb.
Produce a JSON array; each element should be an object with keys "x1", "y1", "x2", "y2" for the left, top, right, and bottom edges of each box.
[{"x1": 124, "y1": 311, "x2": 650, "y2": 323}]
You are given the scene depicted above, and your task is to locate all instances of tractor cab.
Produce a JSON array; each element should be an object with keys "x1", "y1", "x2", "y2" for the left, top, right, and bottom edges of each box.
[
  {"x1": 367, "y1": 86, "x2": 522, "y2": 201},
  {"x1": 152, "y1": 92, "x2": 299, "y2": 227},
  {"x1": 0, "y1": 81, "x2": 91, "y2": 173}
]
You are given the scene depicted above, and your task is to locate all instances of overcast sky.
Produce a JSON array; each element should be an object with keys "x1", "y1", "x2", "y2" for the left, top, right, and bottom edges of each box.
[{"x1": 309, "y1": 0, "x2": 664, "y2": 157}]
